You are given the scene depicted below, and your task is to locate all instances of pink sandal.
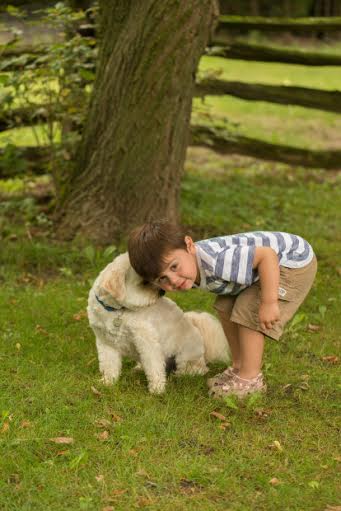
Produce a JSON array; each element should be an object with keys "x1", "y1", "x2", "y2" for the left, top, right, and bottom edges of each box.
[
  {"x1": 207, "y1": 367, "x2": 239, "y2": 389},
  {"x1": 209, "y1": 372, "x2": 267, "y2": 399}
]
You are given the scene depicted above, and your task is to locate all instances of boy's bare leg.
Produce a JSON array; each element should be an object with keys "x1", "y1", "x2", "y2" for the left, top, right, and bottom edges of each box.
[
  {"x1": 237, "y1": 325, "x2": 264, "y2": 379},
  {"x1": 217, "y1": 311, "x2": 241, "y2": 370}
]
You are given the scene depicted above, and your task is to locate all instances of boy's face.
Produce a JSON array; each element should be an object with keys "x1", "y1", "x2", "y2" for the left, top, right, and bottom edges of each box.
[{"x1": 154, "y1": 236, "x2": 199, "y2": 292}]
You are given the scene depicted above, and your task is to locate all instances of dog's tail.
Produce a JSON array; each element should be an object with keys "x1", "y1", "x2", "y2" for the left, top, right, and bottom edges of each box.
[{"x1": 184, "y1": 311, "x2": 230, "y2": 364}]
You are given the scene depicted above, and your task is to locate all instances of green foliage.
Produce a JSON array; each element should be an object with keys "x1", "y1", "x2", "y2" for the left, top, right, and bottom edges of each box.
[
  {"x1": 0, "y1": 2, "x2": 98, "y2": 183},
  {"x1": 0, "y1": 143, "x2": 27, "y2": 176}
]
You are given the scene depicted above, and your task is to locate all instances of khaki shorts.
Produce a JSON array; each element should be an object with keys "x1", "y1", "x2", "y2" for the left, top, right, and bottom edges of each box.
[{"x1": 214, "y1": 255, "x2": 317, "y2": 340}]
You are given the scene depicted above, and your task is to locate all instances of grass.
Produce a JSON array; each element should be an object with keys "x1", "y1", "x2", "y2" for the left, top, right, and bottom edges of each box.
[
  {"x1": 1, "y1": 43, "x2": 341, "y2": 511},
  {"x1": 1, "y1": 154, "x2": 341, "y2": 510}
]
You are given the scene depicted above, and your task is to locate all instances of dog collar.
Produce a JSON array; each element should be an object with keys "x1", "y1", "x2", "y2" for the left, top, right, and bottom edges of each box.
[{"x1": 95, "y1": 294, "x2": 122, "y2": 312}]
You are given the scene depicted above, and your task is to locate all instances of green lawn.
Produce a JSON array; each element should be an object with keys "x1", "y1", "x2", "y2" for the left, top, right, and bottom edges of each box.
[
  {"x1": 1, "y1": 42, "x2": 341, "y2": 511},
  {"x1": 1, "y1": 153, "x2": 340, "y2": 510}
]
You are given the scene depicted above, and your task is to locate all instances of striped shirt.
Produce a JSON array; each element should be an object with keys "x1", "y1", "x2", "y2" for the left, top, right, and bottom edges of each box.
[{"x1": 195, "y1": 231, "x2": 314, "y2": 296}]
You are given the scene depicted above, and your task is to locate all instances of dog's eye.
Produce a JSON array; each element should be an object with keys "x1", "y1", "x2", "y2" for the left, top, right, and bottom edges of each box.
[{"x1": 142, "y1": 280, "x2": 150, "y2": 286}]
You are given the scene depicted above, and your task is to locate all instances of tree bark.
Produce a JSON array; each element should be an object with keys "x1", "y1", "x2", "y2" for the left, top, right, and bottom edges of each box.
[{"x1": 55, "y1": 0, "x2": 217, "y2": 242}]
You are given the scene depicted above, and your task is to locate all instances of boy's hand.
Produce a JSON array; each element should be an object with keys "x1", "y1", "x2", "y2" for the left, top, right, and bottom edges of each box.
[{"x1": 259, "y1": 301, "x2": 280, "y2": 330}]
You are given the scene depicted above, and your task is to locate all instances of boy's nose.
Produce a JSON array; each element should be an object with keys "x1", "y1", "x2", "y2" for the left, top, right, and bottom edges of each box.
[{"x1": 167, "y1": 273, "x2": 180, "y2": 287}]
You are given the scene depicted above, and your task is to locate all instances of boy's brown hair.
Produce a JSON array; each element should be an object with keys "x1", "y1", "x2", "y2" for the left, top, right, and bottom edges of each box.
[{"x1": 128, "y1": 221, "x2": 187, "y2": 281}]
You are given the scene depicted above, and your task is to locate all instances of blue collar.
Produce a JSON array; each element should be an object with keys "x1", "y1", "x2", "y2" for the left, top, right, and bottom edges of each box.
[{"x1": 95, "y1": 294, "x2": 119, "y2": 312}]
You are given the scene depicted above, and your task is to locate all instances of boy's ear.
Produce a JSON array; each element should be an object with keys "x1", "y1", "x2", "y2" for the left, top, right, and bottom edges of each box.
[{"x1": 185, "y1": 235, "x2": 195, "y2": 254}]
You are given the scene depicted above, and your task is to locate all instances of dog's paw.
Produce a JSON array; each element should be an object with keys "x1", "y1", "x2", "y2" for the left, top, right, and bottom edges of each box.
[
  {"x1": 148, "y1": 381, "x2": 166, "y2": 395},
  {"x1": 100, "y1": 374, "x2": 116, "y2": 386},
  {"x1": 176, "y1": 360, "x2": 209, "y2": 376}
]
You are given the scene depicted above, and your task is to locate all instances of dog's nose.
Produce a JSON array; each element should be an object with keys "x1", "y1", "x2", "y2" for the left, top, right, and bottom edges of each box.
[{"x1": 158, "y1": 289, "x2": 166, "y2": 297}]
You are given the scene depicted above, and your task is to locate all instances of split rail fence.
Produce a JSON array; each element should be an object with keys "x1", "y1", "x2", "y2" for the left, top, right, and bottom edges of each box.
[{"x1": 1, "y1": 15, "x2": 341, "y2": 176}]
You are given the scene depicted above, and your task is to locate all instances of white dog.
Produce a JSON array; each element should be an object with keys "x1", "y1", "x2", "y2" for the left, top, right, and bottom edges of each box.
[{"x1": 87, "y1": 253, "x2": 229, "y2": 394}]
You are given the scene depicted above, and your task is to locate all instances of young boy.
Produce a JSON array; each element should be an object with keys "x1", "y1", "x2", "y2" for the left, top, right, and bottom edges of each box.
[{"x1": 128, "y1": 221, "x2": 317, "y2": 399}]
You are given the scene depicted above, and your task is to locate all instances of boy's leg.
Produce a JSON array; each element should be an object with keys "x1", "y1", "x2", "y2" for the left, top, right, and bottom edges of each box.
[
  {"x1": 214, "y1": 296, "x2": 240, "y2": 369},
  {"x1": 238, "y1": 325, "x2": 264, "y2": 379},
  {"x1": 216, "y1": 310, "x2": 240, "y2": 369}
]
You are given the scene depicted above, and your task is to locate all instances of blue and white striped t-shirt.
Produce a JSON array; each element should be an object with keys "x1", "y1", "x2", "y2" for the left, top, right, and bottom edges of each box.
[{"x1": 195, "y1": 231, "x2": 314, "y2": 296}]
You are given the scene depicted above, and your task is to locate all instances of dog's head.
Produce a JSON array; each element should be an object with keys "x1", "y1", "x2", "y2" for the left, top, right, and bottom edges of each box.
[{"x1": 99, "y1": 252, "x2": 160, "y2": 310}]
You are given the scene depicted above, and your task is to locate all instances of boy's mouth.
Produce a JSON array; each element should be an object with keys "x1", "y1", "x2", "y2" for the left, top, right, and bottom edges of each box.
[{"x1": 177, "y1": 279, "x2": 188, "y2": 290}]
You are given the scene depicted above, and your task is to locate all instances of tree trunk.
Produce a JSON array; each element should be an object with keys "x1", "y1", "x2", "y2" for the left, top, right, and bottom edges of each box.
[{"x1": 55, "y1": 0, "x2": 217, "y2": 242}]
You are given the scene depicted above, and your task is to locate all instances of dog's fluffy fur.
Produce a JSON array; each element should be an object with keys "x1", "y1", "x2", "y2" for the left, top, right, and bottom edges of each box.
[{"x1": 87, "y1": 253, "x2": 229, "y2": 394}]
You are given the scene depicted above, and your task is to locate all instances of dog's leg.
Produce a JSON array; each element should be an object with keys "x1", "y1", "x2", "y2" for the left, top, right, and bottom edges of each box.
[
  {"x1": 132, "y1": 325, "x2": 166, "y2": 394},
  {"x1": 95, "y1": 337, "x2": 122, "y2": 385},
  {"x1": 175, "y1": 331, "x2": 209, "y2": 376},
  {"x1": 175, "y1": 355, "x2": 209, "y2": 376}
]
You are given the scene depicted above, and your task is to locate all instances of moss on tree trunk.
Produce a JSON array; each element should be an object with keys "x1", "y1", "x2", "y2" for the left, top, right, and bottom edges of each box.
[{"x1": 55, "y1": 0, "x2": 217, "y2": 242}]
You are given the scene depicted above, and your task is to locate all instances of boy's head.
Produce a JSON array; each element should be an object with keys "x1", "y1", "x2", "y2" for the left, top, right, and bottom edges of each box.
[{"x1": 128, "y1": 221, "x2": 199, "y2": 291}]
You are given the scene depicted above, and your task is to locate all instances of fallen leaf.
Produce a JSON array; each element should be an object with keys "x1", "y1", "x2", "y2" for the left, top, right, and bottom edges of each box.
[
  {"x1": 20, "y1": 420, "x2": 31, "y2": 428},
  {"x1": 8, "y1": 474, "x2": 20, "y2": 485},
  {"x1": 308, "y1": 324, "x2": 321, "y2": 332},
  {"x1": 73, "y1": 310, "x2": 87, "y2": 321},
  {"x1": 35, "y1": 324, "x2": 49, "y2": 336},
  {"x1": 282, "y1": 383, "x2": 293, "y2": 393},
  {"x1": 96, "y1": 430, "x2": 109, "y2": 441},
  {"x1": 218, "y1": 422, "x2": 231, "y2": 430},
  {"x1": 15, "y1": 343, "x2": 21, "y2": 351},
  {"x1": 102, "y1": 507, "x2": 115, "y2": 511},
  {"x1": 49, "y1": 437, "x2": 74, "y2": 444},
  {"x1": 200, "y1": 446, "x2": 215, "y2": 455},
  {"x1": 1, "y1": 421, "x2": 10, "y2": 434},
  {"x1": 325, "y1": 506, "x2": 341, "y2": 511},
  {"x1": 111, "y1": 413, "x2": 123, "y2": 422},
  {"x1": 269, "y1": 477, "x2": 280, "y2": 486},
  {"x1": 95, "y1": 418, "x2": 111, "y2": 428},
  {"x1": 210, "y1": 411, "x2": 226, "y2": 421},
  {"x1": 106, "y1": 489, "x2": 127, "y2": 500},
  {"x1": 322, "y1": 355, "x2": 339, "y2": 364},
  {"x1": 91, "y1": 386, "x2": 101, "y2": 396},
  {"x1": 270, "y1": 440, "x2": 283, "y2": 452},
  {"x1": 56, "y1": 450, "x2": 69, "y2": 456},
  {"x1": 254, "y1": 407, "x2": 272, "y2": 419},
  {"x1": 128, "y1": 448, "x2": 140, "y2": 457},
  {"x1": 179, "y1": 478, "x2": 203, "y2": 494},
  {"x1": 95, "y1": 474, "x2": 104, "y2": 482},
  {"x1": 136, "y1": 469, "x2": 151, "y2": 478},
  {"x1": 136, "y1": 497, "x2": 155, "y2": 507}
]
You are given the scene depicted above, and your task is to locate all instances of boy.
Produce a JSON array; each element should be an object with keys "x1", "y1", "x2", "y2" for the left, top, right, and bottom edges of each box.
[{"x1": 128, "y1": 221, "x2": 317, "y2": 398}]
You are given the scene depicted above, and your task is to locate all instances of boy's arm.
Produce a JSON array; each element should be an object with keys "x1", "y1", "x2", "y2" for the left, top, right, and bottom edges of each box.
[{"x1": 253, "y1": 246, "x2": 280, "y2": 330}]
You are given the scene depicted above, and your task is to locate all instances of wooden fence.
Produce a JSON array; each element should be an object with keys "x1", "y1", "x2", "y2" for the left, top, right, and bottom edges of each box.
[{"x1": 1, "y1": 15, "x2": 341, "y2": 175}]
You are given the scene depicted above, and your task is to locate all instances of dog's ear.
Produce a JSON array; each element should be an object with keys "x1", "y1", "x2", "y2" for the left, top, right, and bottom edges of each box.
[{"x1": 101, "y1": 253, "x2": 130, "y2": 303}]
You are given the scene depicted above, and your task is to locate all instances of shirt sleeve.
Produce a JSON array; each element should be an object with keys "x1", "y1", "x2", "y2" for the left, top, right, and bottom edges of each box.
[{"x1": 214, "y1": 245, "x2": 256, "y2": 286}]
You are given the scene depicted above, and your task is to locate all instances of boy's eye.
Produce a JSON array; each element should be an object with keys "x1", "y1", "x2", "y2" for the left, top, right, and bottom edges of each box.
[{"x1": 170, "y1": 264, "x2": 178, "y2": 271}]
